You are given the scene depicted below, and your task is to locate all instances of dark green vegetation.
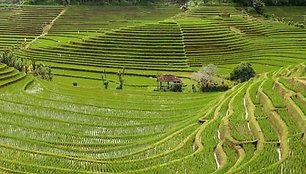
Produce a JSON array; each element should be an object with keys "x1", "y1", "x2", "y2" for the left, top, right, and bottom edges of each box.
[
  {"x1": 234, "y1": 0, "x2": 306, "y2": 6},
  {"x1": 0, "y1": 4, "x2": 305, "y2": 173},
  {"x1": 230, "y1": 62, "x2": 256, "y2": 82},
  {"x1": 0, "y1": 48, "x2": 53, "y2": 80},
  {"x1": 265, "y1": 6, "x2": 306, "y2": 23}
]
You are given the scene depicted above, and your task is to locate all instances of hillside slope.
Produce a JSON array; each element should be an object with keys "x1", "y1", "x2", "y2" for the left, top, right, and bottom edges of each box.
[{"x1": 0, "y1": 5, "x2": 305, "y2": 173}]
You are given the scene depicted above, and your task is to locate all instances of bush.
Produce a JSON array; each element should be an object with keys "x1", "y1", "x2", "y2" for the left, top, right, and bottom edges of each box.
[
  {"x1": 32, "y1": 64, "x2": 53, "y2": 80},
  {"x1": 1, "y1": 48, "x2": 53, "y2": 80},
  {"x1": 246, "y1": 6, "x2": 255, "y2": 13},
  {"x1": 230, "y1": 62, "x2": 256, "y2": 82},
  {"x1": 220, "y1": 13, "x2": 231, "y2": 18},
  {"x1": 199, "y1": 78, "x2": 230, "y2": 92},
  {"x1": 294, "y1": 22, "x2": 305, "y2": 28},
  {"x1": 0, "y1": 48, "x2": 24, "y2": 71},
  {"x1": 288, "y1": 21, "x2": 294, "y2": 26}
]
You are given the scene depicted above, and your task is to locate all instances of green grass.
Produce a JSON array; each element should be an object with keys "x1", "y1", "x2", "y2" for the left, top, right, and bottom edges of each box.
[
  {"x1": 278, "y1": 77, "x2": 306, "y2": 96},
  {"x1": 235, "y1": 143, "x2": 280, "y2": 174},
  {"x1": 261, "y1": 78, "x2": 286, "y2": 108},
  {"x1": 257, "y1": 117, "x2": 279, "y2": 142}
]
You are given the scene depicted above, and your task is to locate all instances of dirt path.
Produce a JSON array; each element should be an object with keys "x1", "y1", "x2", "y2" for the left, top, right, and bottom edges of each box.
[
  {"x1": 296, "y1": 78, "x2": 306, "y2": 87},
  {"x1": 25, "y1": 7, "x2": 68, "y2": 49}
]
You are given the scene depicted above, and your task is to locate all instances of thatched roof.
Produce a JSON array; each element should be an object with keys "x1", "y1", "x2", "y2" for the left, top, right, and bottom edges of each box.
[{"x1": 157, "y1": 75, "x2": 182, "y2": 83}]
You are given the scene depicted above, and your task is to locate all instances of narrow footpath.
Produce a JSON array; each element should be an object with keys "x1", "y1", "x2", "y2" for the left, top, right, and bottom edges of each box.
[{"x1": 25, "y1": 7, "x2": 68, "y2": 49}]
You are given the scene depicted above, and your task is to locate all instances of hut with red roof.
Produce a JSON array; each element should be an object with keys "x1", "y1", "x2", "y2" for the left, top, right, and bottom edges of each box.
[{"x1": 157, "y1": 75, "x2": 182, "y2": 91}]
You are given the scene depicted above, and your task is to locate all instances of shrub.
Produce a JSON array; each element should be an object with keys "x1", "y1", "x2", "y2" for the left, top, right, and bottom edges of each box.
[
  {"x1": 230, "y1": 62, "x2": 256, "y2": 82},
  {"x1": 1, "y1": 48, "x2": 15, "y2": 67},
  {"x1": 220, "y1": 13, "x2": 231, "y2": 18},
  {"x1": 294, "y1": 22, "x2": 305, "y2": 28},
  {"x1": 1, "y1": 48, "x2": 24, "y2": 71},
  {"x1": 170, "y1": 83, "x2": 182, "y2": 92},
  {"x1": 287, "y1": 21, "x2": 293, "y2": 25},
  {"x1": 14, "y1": 59, "x2": 23, "y2": 71},
  {"x1": 32, "y1": 64, "x2": 53, "y2": 80},
  {"x1": 199, "y1": 78, "x2": 230, "y2": 92},
  {"x1": 246, "y1": 6, "x2": 255, "y2": 13}
]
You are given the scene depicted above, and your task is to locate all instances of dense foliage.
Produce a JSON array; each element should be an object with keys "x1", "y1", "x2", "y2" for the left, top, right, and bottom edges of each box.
[
  {"x1": 192, "y1": 64, "x2": 231, "y2": 92},
  {"x1": 0, "y1": 48, "x2": 24, "y2": 71},
  {"x1": 32, "y1": 63, "x2": 53, "y2": 80},
  {"x1": 233, "y1": 0, "x2": 306, "y2": 6},
  {"x1": 253, "y1": 0, "x2": 265, "y2": 14},
  {"x1": 230, "y1": 62, "x2": 256, "y2": 82},
  {"x1": 0, "y1": 48, "x2": 53, "y2": 80},
  {"x1": 198, "y1": 78, "x2": 230, "y2": 92}
]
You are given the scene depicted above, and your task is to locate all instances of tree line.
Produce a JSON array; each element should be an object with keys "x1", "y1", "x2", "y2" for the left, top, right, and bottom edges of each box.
[
  {"x1": 233, "y1": 0, "x2": 306, "y2": 6},
  {"x1": 0, "y1": 47, "x2": 53, "y2": 80}
]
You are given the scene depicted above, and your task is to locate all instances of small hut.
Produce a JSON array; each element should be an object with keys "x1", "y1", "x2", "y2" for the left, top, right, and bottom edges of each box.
[{"x1": 157, "y1": 75, "x2": 182, "y2": 91}]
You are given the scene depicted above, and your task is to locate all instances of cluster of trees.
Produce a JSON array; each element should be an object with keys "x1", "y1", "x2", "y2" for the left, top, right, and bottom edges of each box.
[
  {"x1": 32, "y1": 62, "x2": 53, "y2": 80},
  {"x1": 230, "y1": 62, "x2": 256, "y2": 82},
  {"x1": 192, "y1": 62, "x2": 256, "y2": 92},
  {"x1": 0, "y1": 48, "x2": 24, "y2": 71},
  {"x1": 170, "y1": 83, "x2": 183, "y2": 92},
  {"x1": 0, "y1": 48, "x2": 53, "y2": 80}
]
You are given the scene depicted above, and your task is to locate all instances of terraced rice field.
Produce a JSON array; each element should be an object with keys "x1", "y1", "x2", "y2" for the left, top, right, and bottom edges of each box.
[
  {"x1": 0, "y1": 5, "x2": 63, "y2": 50},
  {"x1": 0, "y1": 4, "x2": 305, "y2": 173}
]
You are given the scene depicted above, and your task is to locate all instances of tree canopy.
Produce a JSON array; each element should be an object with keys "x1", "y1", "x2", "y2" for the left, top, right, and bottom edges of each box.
[
  {"x1": 233, "y1": 0, "x2": 306, "y2": 6},
  {"x1": 229, "y1": 62, "x2": 256, "y2": 82}
]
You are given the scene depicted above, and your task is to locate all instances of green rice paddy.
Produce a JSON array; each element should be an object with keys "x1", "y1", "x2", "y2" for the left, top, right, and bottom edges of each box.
[{"x1": 0, "y1": 4, "x2": 305, "y2": 173}]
